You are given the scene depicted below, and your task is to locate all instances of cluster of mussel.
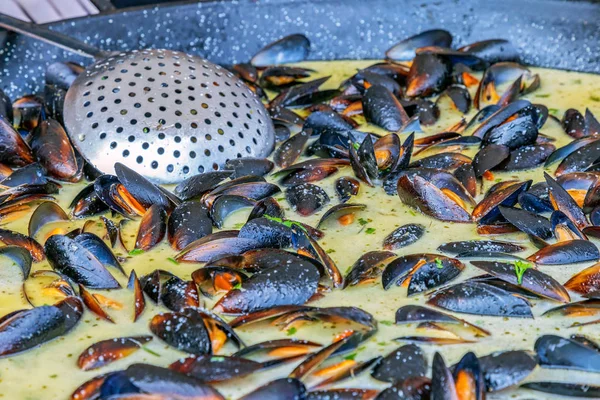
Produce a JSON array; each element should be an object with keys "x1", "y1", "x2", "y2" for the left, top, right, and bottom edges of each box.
[{"x1": 1, "y1": 28, "x2": 600, "y2": 399}]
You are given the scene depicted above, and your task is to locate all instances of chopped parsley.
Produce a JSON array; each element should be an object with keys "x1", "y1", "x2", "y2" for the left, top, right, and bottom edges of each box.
[
  {"x1": 435, "y1": 258, "x2": 444, "y2": 269},
  {"x1": 141, "y1": 346, "x2": 161, "y2": 357},
  {"x1": 512, "y1": 260, "x2": 533, "y2": 285},
  {"x1": 379, "y1": 320, "x2": 394, "y2": 326},
  {"x1": 591, "y1": 95, "x2": 600, "y2": 102},
  {"x1": 167, "y1": 257, "x2": 179, "y2": 265},
  {"x1": 233, "y1": 282, "x2": 243, "y2": 290},
  {"x1": 264, "y1": 215, "x2": 308, "y2": 233},
  {"x1": 535, "y1": 94, "x2": 550, "y2": 98},
  {"x1": 128, "y1": 249, "x2": 144, "y2": 256},
  {"x1": 286, "y1": 327, "x2": 297, "y2": 336},
  {"x1": 365, "y1": 227, "x2": 376, "y2": 234},
  {"x1": 344, "y1": 353, "x2": 357, "y2": 361}
]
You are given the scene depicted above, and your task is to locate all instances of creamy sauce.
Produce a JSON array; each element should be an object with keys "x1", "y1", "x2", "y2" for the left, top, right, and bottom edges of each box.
[{"x1": 2, "y1": 61, "x2": 600, "y2": 399}]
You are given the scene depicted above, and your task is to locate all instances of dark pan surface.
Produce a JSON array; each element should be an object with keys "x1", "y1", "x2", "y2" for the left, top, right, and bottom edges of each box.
[{"x1": 1, "y1": 0, "x2": 600, "y2": 97}]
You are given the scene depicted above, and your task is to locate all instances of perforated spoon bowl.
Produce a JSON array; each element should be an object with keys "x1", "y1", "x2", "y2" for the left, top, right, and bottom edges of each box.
[{"x1": 0, "y1": 14, "x2": 275, "y2": 184}]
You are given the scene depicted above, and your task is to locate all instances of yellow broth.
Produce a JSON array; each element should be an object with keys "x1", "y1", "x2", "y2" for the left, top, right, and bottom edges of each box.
[{"x1": 1, "y1": 61, "x2": 600, "y2": 399}]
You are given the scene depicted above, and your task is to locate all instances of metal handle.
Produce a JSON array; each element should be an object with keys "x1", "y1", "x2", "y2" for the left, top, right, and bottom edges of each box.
[{"x1": 0, "y1": 13, "x2": 107, "y2": 59}]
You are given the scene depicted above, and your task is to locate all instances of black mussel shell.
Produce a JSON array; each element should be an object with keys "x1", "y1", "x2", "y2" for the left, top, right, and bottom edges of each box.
[
  {"x1": 527, "y1": 239, "x2": 599, "y2": 265},
  {"x1": 406, "y1": 53, "x2": 452, "y2": 98},
  {"x1": 168, "y1": 201, "x2": 213, "y2": 251},
  {"x1": 382, "y1": 224, "x2": 425, "y2": 250},
  {"x1": 535, "y1": 334, "x2": 600, "y2": 372},
  {"x1": 286, "y1": 183, "x2": 330, "y2": 216},
  {"x1": 386, "y1": 29, "x2": 452, "y2": 61},
  {"x1": 251, "y1": 34, "x2": 310, "y2": 67},
  {"x1": 371, "y1": 344, "x2": 426, "y2": 384},
  {"x1": 45, "y1": 234, "x2": 120, "y2": 289},
  {"x1": 438, "y1": 240, "x2": 525, "y2": 255},
  {"x1": 240, "y1": 378, "x2": 306, "y2": 400},
  {"x1": 174, "y1": 171, "x2": 234, "y2": 201},
  {"x1": 478, "y1": 350, "x2": 536, "y2": 391},
  {"x1": 213, "y1": 261, "x2": 320, "y2": 314},
  {"x1": 362, "y1": 85, "x2": 409, "y2": 131},
  {"x1": 427, "y1": 281, "x2": 533, "y2": 318}
]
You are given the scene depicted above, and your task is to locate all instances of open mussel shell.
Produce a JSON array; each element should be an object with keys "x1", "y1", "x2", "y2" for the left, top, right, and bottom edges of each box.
[
  {"x1": 77, "y1": 335, "x2": 153, "y2": 371},
  {"x1": 0, "y1": 245, "x2": 32, "y2": 281},
  {"x1": 0, "y1": 228, "x2": 45, "y2": 262},
  {"x1": 382, "y1": 254, "x2": 464, "y2": 295},
  {"x1": 316, "y1": 203, "x2": 366, "y2": 229},
  {"x1": 28, "y1": 201, "x2": 69, "y2": 238},
  {"x1": 134, "y1": 204, "x2": 167, "y2": 251},
  {"x1": 114, "y1": 162, "x2": 171, "y2": 210},
  {"x1": 192, "y1": 266, "x2": 247, "y2": 297},
  {"x1": 343, "y1": 251, "x2": 396, "y2": 288}
]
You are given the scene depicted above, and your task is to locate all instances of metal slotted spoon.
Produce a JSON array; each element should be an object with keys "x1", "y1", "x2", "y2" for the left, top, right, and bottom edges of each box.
[{"x1": 0, "y1": 14, "x2": 275, "y2": 184}]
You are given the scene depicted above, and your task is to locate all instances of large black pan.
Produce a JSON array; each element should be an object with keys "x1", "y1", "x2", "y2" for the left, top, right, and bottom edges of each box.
[{"x1": 1, "y1": 0, "x2": 600, "y2": 98}]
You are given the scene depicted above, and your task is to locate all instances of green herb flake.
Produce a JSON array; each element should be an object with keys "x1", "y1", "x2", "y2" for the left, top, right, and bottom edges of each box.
[
  {"x1": 211, "y1": 356, "x2": 226, "y2": 362},
  {"x1": 548, "y1": 108, "x2": 560, "y2": 116},
  {"x1": 535, "y1": 94, "x2": 550, "y2": 98},
  {"x1": 358, "y1": 218, "x2": 369, "y2": 226},
  {"x1": 233, "y1": 282, "x2": 242, "y2": 290},
  {"x1": 435, "y1": 258, "x2": 444, "y2": 269},
  {"x1": 128, "y1": 249, "x2": 145, "y2": 256},
  {"x1": 591, "y1": 95, "x2": 600, "y2": 102},
  {"x1": 512, "y1": 260, "x2": 533, "y2": 285},
  {"x1": 379, "y1": 320, "x2": 394, "y2": 326},
  {"x1": 264, "y1": 214, "x2": 308, "y2": 233},
  {"x1": 344, "y1": 353, "x2": 357, "y2": 361},
  {"x1": 573, "y1": 79, "x2": 582, "y2": 84},
  {"x1": 325, "y1": 248, "x2": 336, "y2": 254},
  {"x1": 352, "y1": 142, "x2": 360, "y2": 150},
  {"x1": 286, "y1": 327, "x2": 297, "y2": 336},
  {"x1": 408, "y1": 210, "x2": 416, "y2": 217},
  {"x1": 49, "y1": 374, "x2": 58, "y2": 379},
  {"x1": 141, "y1": 346, "x2": 161, "y2": 357},
  {"x1": 365, "y1": 228, "x2": 376, "y2": 234},
  {"x1": 167, "y1": 257, "x2": 179, "y2": 265}
]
